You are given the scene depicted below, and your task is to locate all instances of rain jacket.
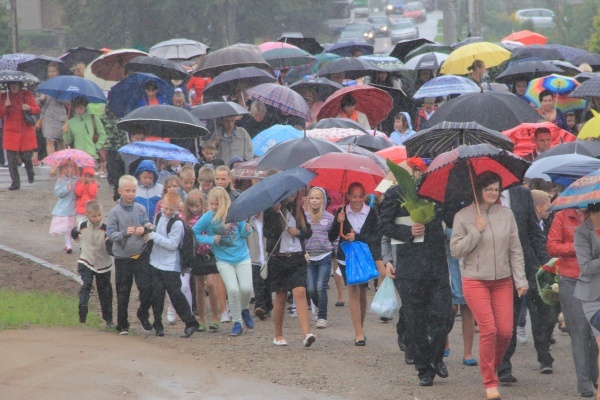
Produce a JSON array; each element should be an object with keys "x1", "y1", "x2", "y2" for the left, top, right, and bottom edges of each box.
[
  {"x1": 63, "y1": 110, "x2": 106, "y2": 159},
  {"x1": 74, "y1": 167, "x2": 99, "y2": 215},
  {"x1": 0, "y1": 89, "x2": 40, "y2": 152},
  {"x1": 52, "y1": 176, "x2": 79, "y2": 216},
  {"x1": 389, "y1": 112, "x2": 416, "y2": 145},
  {"x1": 134, "y1": 160, "x2": 163, "y2": 219},
  {"x1": 547, "y1": 209, "x2": 584, "y2": 279}
]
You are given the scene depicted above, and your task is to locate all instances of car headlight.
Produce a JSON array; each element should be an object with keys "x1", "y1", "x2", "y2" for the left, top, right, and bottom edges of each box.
[
  {"x1": 368, "y1": 33, "x2": 373, "y2": 38},
  {"x1": 387, "y1": 5, "x2": 393, "y2": 10},
  {"x1": 382, "y1": 26, "x2": 388, "y2": 31}
]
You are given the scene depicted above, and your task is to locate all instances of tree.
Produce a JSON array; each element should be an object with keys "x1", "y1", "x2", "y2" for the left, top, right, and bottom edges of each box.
[
  {"x1": 589, "y1": 6, "x2": 600, "y2": 53},
  {"x1": 0, "y1": 5, "x2": 14, "y2": 54}
]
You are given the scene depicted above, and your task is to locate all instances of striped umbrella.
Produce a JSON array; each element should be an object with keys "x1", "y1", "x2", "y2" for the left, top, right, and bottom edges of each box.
[
  {"x1": 549, "y1": 169, "x2": 600, "y2": 211},
  {"x1": 306, "y1": 127, "x2": 388, "y2": 141},
  {"x1": 246, "y1": 83, "x2": 311, "y2": 120},
  {"x1": 413, "y1": 75, "x2": 481, "y2": 99},
  {"x1": 569, "y1": 76, "x2": 600, "y2": 99}
]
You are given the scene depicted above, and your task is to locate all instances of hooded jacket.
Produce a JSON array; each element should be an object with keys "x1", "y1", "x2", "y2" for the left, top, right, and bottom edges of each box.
[
  {"x1": 75, "y1": 167, "x2": 99, "y2": 214},
  {"x1": 389, "y1": 112, "x2": 416, "y2": 146},
  {"x1": 134, "y1": 160, "x2": 163, "y2": 219},
  {"x1": 63, "y1": 110, "x2": 106, "y2": 159}
]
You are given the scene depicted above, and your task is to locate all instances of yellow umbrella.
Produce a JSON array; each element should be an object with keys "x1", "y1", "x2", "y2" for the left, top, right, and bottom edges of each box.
[
  {"x1": 578, "y1": 109, "x2": 600, "y2": 140},
  {"x1": 440, "y1": 42, "x2": 511, "y2": 75}
]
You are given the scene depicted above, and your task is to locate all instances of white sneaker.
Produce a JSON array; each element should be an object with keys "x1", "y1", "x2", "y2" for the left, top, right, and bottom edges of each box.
[
  {"x1": 517, "y1": 326, "x2": 528, "y2": 344},
  {"x1": 290, "y1": 307, "x2": 297, "y2": 318},
  {"x1": 220, "y1": 310, "x2": 232, "y2": 323},
  {"x1": 316, "y1": 319, "x2": 328, "y2": 329},
  {"x1": 167, "y1": 310, "x2": 177, "y2": 325}
]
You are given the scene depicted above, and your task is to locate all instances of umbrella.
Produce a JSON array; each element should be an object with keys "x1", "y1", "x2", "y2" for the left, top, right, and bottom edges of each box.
[
  {"x1": 0, "y1": 70, "x2": 40, "y2": 86},
  {"x1": 317, "y1": 57, "x2": 379, "y2": 80},
  {"x1": 60, "y1": 47, "x2": 104, "y2": 68},
  {"x1": 117, "y1": 105, "x2": 209, "y2": 139},
  {"x1": 316, "y1": 85, "x2": 393, "y2": 128},
  {"x1": 306, "y1": 127, "x2": 383, "y2": 141},
  {"x1": 255, "y1": 136, "x2": 344, "y2": 170},
  {"x1": 376, "y1": 145, "x2": 407, "y2": 164},
  {"x1": 417, "y1": 144, "x2": 529, "y2": 206},
  {"x1": 261, "y1": 47, "x2": 316, "y2": 69},
  {"x1": 232, "y1": 158, "x2": 268, "y2": 180},
  {"x1": 83, "y1": 62, "x2": 118, "y2": 91},
  {"x1": 569, "y1": 76, "x2": 600, "y2": 99},
  {"x1": 525, "y1": 154, "x2": 597, "y2": 181},
  {"x1": 258, "y1": 42, "x2": 298, "y2": 52},
  {"x1": 511, "y1": 45, "x2": 564, "y2": 61},
  {"x1": 544, "y1": 161, "x2": 600, "y2": 187},
  {"x1": 545, "y1": 44, "x2": 590, "y2": 63},
  {"x1": 451, "y1": 37, "x2": 484, "y2": 50},
  {"x1": 308, "y1": 117, "x2": 368, "y2": 133},
  {"x1": 190, "y1": 101, "x2": 249, "y2": 120},
  {"x1": 0, "y1": 53, "x2": 35, "y2": 70},
  {"x1": 192, "y1": 45, "x2": 271, "y2": 78},
  {"x1": 404, "y1": 43, "x2": 452, "y2": 61},
  {"x1": 571, "y1": 53, "x2": 600, "y2": 71},
  {"x1": 494, "y1": 61, "x2": 563, "y2": 84},
  {"x1": 17, "y1": 56, "x2": 73, "y2": 80},
  {"x1": 535, "y1": 141, "x2": 600, "y2": 160},
  {"x1": 503, "y1": 121, "x2": 576, "y2": 157},
  {"x1": 336, "y1": 134, "x2": 393, "y2": 152},
  {"x1": 427, "y1": 91, "x2": 542, "y2": 132},
  {"x1": 359, "y1": 54, "x2": 404, "y2": 72},
  {"x1": 89, "y1": 49, "x2": 148, "y2": 81},
  {"x1": 118, "y1": 140, "x2": 198, "y2": 163},
  {"x1": 327, "y1": 41, "x2": 374, "y2": 57},
  {"x1": 575, "y1": 72, "x2": 599, "y2": 83},
  {"x1": 578, "y1": 109, "x2": 600, "y2": 140},
  {"x1": 202, "y1": 66, "x2": 276, "y2": 99},
  {"x1": 289, "y1": 77, "x2": 343, "y2": 102},
  {"x1": 403, "y1": 52, "x2": 448, "y2": 70},
  {"x1": 547, "y1": 60, "x2": 582, "y2": 77},
  {"x1": 368, "y1": 83, "x2": 417, "y2": 134},
  {"x1": 389, "y1": 38, "x2": 435, "y2": 62},
  {"x1": 37, "y1": 75, "x2": 106, "y2": 103},
  {"x1": 405, "y1": 121, "x2": 514, "y2": 158},
  {"x1": 501, "y1": 30, "x2": 548, "y2": 46},
  {"x1": 341, "y1": 143, "x2": 389, "y2": 172},
  {"x1": 125, "y1": 56, "x2": 189, "y2": 82},
  {"x1": 107, "y1": 72, "x2": 174, "y2": 118},
  {"x1": 549, "y1": 169, "x2": 600, "y2": 211},
  {"x1": 252, "y1": 124, "x2": 303, "y2": 156},
  {"x1": 246, "y1": 83, "x2": 311, "y2": 121},
  {"x1": 41, "y1": 148, "x2": 96, "y2": 168},
  {"x1": 278, "y1": 37, "x2": 324, "y2": 55},
  {"x1": 413, "y1": 75, "x2": 481, "y2": 99},
  {"x1": 226, "y1": 167, "x2": 317, "y2": 223},
  {"x1": 149, "y1": 38, "x2": 209, "y2": 60},
  {"x1": 440, "y1": 42, "x2": 511, "y2": 75},
  {"x1": 301, "y1": 152, "x2": 386, "y2": 195},
  {"x1": 524, "y1": 74, "x2": 586, "y2": 112}
]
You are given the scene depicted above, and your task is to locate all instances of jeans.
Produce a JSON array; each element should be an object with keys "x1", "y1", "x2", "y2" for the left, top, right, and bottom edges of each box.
[
  {"x1": 114, "y1": 252, "x2": 153, "y2": 331},
  {"x1": 77, "y1": 263, "x2": 113, "y2": 323},
  {"x1": 307, "y1": 254, "x2": 331, "y2": 320},
  {"x1": 216, "y1": 258, "x2": 253, "y2": 324}
]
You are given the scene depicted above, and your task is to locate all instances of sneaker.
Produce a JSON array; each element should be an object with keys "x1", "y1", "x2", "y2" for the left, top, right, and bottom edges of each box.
[
  {"x1": 220, "y1": 310, "x2": 232, "y2": 323},
  {"x1": 230, "y1": 321, "x2": 243, "y2": 336},
  {"x1": 303, "y1": 333, "x2": 316, "y2": 348},
  {"x1": 241, "y1": 309, "x2": 254, "y2": 329},
  {"x1": 516, "y1": 326, "x2": 528, "y2": 344},
  {"x1": 255, "y1": 307, "x2": 266, "y2": 321},
  {"x1": 118, "y1": 329, "x2": 129, "y2": 335},
  {"x1": 316, "y1": 319, "x2": 328, "y2": 329},
  {"x1": 290, "y1": 307, "x2": 297, "y2": 318},
  {"x1": 106, "y1": 321, "x2": 115, "y2": 329},
  {"x1": 167, "y1": 310, "x2": 177, "y2": 325},
  {"x1": 137, "y1": 311, "x2": 153, "y2": 333}
]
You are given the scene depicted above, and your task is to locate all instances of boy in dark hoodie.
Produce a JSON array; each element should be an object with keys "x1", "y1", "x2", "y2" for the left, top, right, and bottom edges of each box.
[{"x1": 134, "y1": 160, "x2": 164, "y2": 219}]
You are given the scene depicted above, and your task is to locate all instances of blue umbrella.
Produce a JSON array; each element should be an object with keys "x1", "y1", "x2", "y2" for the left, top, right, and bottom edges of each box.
[
  {"x1": 226, "y1": 167, "x2": 317, "y2": 223},
  {"x1": 525, "y1": 154, "x2": 598, "y2": 182},
  {"x1": 543, "y1": 161, "x2": 600, "y2": 187},
  {"x1": 413, "y1": 75, "x2": 481, "y2": 99},
  {"x1": 107, "y1": 72, "x2": 174, "y2": 118},
  {"x1": 118, "y1": 140, "x2": 198, "y2": 163},
  {"x1": 327, "y1": 41, "x2": 374, "y2": 57},
  {"x1": 252, "y1": 124, "x2": 303, "y2": 156},
  {"x1": 38, "y1": 75, "x2": 106, "y2": 103}
]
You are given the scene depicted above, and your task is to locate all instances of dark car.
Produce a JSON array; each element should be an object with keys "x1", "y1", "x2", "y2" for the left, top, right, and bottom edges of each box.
[
  {"x1": 366, "y1": 16, "x2": 393, "y2": 37},
  {"x1": 338, "y1": 23, "x2": 376, "y2": 44},
  {"x1": 385, "y1": 0, "x2": 406, "y2": 16}
]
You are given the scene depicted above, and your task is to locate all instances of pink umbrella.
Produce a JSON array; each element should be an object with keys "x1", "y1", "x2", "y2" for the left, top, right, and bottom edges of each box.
[
  {"x1": 306, "y1": 127, "x2": 388, "y2": 142},
  {"x1": 258, "y1": 42, "x2": 298, "y2": 52},
  {"x1": 41, "y1": 148, "x2": 96, "y2": 168}
]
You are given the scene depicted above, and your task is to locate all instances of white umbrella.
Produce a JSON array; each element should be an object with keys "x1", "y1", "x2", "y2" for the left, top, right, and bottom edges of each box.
[{"x1": 149, "y1": 39, "x2": 209, "y2": 60}]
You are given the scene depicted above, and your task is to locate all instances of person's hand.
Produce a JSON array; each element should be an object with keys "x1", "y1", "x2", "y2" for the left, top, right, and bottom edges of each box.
[
  {"x1": 287, "y1": 227, "x2": 299, "y2": 236},
  {"x1": 4, "y1": 96, "x2": 10, "y2": 107},
  {"x1": 214, "y1": 235, "x2": 221, "y2": 244},
  {"x1": 22, "y1": 103, "x2": 30, "y2": 111},
  {"x1": 245, "y1": 223, "x2": 251, "y2": 233},
  {"x1": 385, "y1": 262, "x2": 396, "y2": 279},
  {"x1": 144, "y1": 223, "x2": 154, "y2": 230},
  {"x1": 39, "y1": 94, "x2": 46, "y2": 101},
  {"x1": 134, "y1": 226, "x2": 145, "y2": 236},
  {"x1": 304, "y1": 252, "x2": 310, "y2": 262},
  {"x1": 214, "y1": 136, "x2": 221, "y2": 147},
  {"x1": 517, "y1": 287, "x2": 528, "y2": 297},
  {"x1": 337, "y1": 209, "x2": 346, "y2": 223},
  {"x1": 411, "y1": 223, "x2": 425, "y2": 237},
  {"x1": 345, "y1": 231, "x2": 355, "y2": 242},
  {"x1": 67, "y1": 183, "x2": 72, "y2": 190},
  {"x1": 302, "y1": 197, "x2": 308, "y2": 212},
  {"x1": 126, "y1": 226, "x2": 136, "y2": 236},
  {"x1": 272, "y1": 203, "x2": 281, "y2": 213},
  {"x1": 475, "y1": 215, "x2": 486, "y2": 232},
  {"x1": 143, "y1": 233, "x2": 152, "y2": 243}
]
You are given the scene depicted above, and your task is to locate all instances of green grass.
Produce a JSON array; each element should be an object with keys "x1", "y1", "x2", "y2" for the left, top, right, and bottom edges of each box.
[{"x1": 0, "y1": 289, "x2": 102, "y2": 330}]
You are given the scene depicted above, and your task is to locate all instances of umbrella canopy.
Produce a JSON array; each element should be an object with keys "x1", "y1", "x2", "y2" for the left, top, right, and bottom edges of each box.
[
  {"x1": 418, "y1": 144, "x2": 529, "y2": 204},
  {"x1": 427, "y1": 91, "x2": 542, "y2": 132},
  {"x1": 494, "y1": 60, "x2": 563, "y2": 84},
  {"x1": 525, "y1": 74, "x2": 585, "y2": 112},
  {"x1": 389, "y1": 38, "x2": 435, "y2": 62},
  {"x1": 405, "y1": 121, "x2": 514, "y2": 158},
  {"x1": 190, "y1": 101, "x2": 249, "y2": 120},
  {"x1": 0, "y1": 69, "x2": 39, "y2": 86},
  {"x1": 545, "y1": 44, "x2": 590, "y2": 63},
  {"x1": 341, "y1": 143, "x2": 389, "y2": 172},
  {"x1": 549, "y1": 169, "x2": 600, "y2": 211},
  {"x1": 544, "y1": 161, "x2": 600, "y2": 187},
  {"x1": 578, "y1": 109, "x2": 600, "y2": 140},
  {"x1": 535, "y1": 141, "x2": 600, "y2": 160},
  {"x1": 336, "y1": 134, "x2": 393, "y2": 152},
  {"x1": 574, "y1": 72, "x2": 599, "y2": 83},
  {"x1": 202, "y1": 66, "x2": 277, "y2": 98},
  {"x1": 571, "y1": 53, "x2": 600, "y2": 71},
  {"x1": 413, "y1": 75, "x2": 481, "y2": 99},
  {"x1": 89, "y1": 49, "x2": 148, "y2": 81},
  {"x1": 255, "y1": 136, "x2": 344, "y2": 171},
  {"x1": 302, "y1": 152, "x2": 386, "y2": 195},
  {"x1": 41, "y1": 148, "x2": 95, "y2": 168},
  {"x1": 569, "y1": 76, "x2": 600, "y2": 99},
  {"x1": 252, "y1": 124, "x2": 303, "y2": 156},
  {"x1": 261, "y1": 47, "x2": 316, "y2": 69},
  {"x1": 405, "y1": 43, "x2": 452, "y2": 61},
  {"x1": 192, "y1": 45, "x2": 271, "y2": 78},
  {"x1": 232, "y1": 157, "x2": 267, "y2": 180},
  {"x1": 451, "y1": 37, "x2": 484, "y2": 50},
  {"x1": 316, "y1": 85, "x2": 393, "y2": 128},
  {"x1": 327, "y1": 41, "x2": 374, "y2": 57},
  {"x1": 359, "y1": 54, "x2": 404, "y2": 72},
  {"x1": 149, "y1": 39, "x2": 209, "y2": 60},
  {"x1": 17, "y1": 56, "x2": 73, "y2": 80},
  {"x1": 118, "y1": 140, "x2": 198, "y2": 163},
  {"x1": 83, "y1": 62, "x2": 117, "y2": 91},
  {"x1": 525, "y1": 154, "x2": 597, "y2": 181},
  {"x1": 278, "y1": 37, "x2": 324, "y2": 55},
  {"x1": 246, "y1": 83, "x2": 311, "y2": 121},
  {"x1": 503, "y1": 121, "x2": 576, "y2": 157},
  {"x1": 501, "y1": 30, "x2": 548, "y2": 46},
  {"x1": 440, "y1": 42, "x2": 511, "y2": 75},
  {"x1": 125, "y1": 56, "x2": 189, "y2": 82},
  {"x1": 226, "y1": 167, "x2": 317, "y2": 223},
  {"x1": 0, "y1": 53, "x2": 35, "y2": 70},
  {"x1": 107, "y1": 72, "x2": 174, "y2": 118},
  {"x1": 376, "y1": 145, "x2": 407, "y2": 164},
  {"x1": 511, "y1": 45, "x2": 564, "y2": 61},
  {"x1": 317, "y1": 57, "x2": 379, "y2": 80},
  {"x1": 289, "y1": 77, "x2": 343, "y2": 102},
  {"x1": 117, "y1": 105, "x2": 209, "y2": 138},
  {"x1": 308, "y1": 117, "x2": 368, "y2": 133},
  {"x1": 258, "y1": 41, "x2": 298, "y2": 52},
  {"x1": 368, "y1": 83, "x2": 417, "y2": 134},
  {"x1": 37, "y1": 75, "x2": 106, "y2": 103},
  {"x1": 306, "y1": 127, "x2": 383, "y2": 141},
  {"x1": 548, "y1": 60, "x2": 582, "y2": 77},
  {"x1": 60, "y1": 47, "x2": 105, "y2": 68},
  {"x1": 403, "y1": 52, "x2": 448, "y2": 70}
]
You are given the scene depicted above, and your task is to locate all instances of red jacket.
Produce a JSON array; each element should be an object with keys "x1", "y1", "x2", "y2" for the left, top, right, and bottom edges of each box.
[
  {"x1": 0, "y1": 89, "x2": 40, "y2": 152},
  {"x1": 74, "y1": 180, "x2": 99, "y2": 214},
  {"x1": 547, "y1": 208, "x2": 585, "y2": 279},
  {"x1": 187, "y1": 76, "x2": 212, "y2": 105}
]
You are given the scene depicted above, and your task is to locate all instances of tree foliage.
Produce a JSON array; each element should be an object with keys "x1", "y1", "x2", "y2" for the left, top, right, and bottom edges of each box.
[
  {"x1": 0, "y1": 6, "x2": 14, "y2": 54},
  {"x1": 589, "y1": 6, "x2": 600, "y2": 53}
]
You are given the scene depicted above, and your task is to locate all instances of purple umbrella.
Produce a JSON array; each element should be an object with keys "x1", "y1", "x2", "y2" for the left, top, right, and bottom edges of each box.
[{"x1": 246, "y1": 83, "x2": 310, "y2": 121}]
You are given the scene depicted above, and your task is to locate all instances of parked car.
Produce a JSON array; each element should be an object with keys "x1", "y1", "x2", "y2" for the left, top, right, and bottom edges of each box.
[
  {"x1": 385, "y1": 0, "x2": 406, "y2": 16},
  {"x1": 515, "y1": 8, "x2": 555, "y2": 29},
  {"x1": 366, "y1": 16, "x2": 393, "y2": 37},
  {"x1": 403, "y1": 1, "x2": 427, "y2": 23},
  {"x1": 354, "y1": 0, "x2": 370, "y2": 17},
  {"x1": 337, "y1": 24, "x2": 375, "y2": 45},
  {"x1": 390, "y1": 18, "x2": 419, "y2": 44}
]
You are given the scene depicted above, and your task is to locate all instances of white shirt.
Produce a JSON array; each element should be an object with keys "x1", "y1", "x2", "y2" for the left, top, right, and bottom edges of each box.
[
  {"x1": 346, "y1": 203, "x2": 370, "y2": 234},
  {"x1": 252, "y1": 216, "x2": 266, "y2": 265},
  {"x1": 500, "y1": 190, "x2": 511, "y2": 208},
  {"x1": 280, "y1": 210, "x2": 302, "y2": 253}
]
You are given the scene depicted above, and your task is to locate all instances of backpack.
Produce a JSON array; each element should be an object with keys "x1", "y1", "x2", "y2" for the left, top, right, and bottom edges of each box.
[{"x1": 156, "y1": 212, "x2": 197, "y2": 271}]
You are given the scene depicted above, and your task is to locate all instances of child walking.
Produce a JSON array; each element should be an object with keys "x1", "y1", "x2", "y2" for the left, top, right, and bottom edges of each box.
[
  {"x1": 49, "y1": 160, "x2": 79, "y2": 254},
  {"x1": 154, "y1": 175, "x2": 181, "y2": 220},
  {"x1": 192, "y1": 187, "x2": 254, "y2": 336},
  {"x1": 74, "y1": 167, "x2": 99, "y2": 225},
  {"x1": 71, "y1": 200, "x2": 113, "y2": 327}
]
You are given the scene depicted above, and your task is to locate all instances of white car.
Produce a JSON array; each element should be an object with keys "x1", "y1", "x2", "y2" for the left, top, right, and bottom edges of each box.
[
  {"x1": 515, "y1": 8, "x2": 555, "y2": 29},
  {"x1": 390, "y1": 19, "x2": 419, "y2": 44}
]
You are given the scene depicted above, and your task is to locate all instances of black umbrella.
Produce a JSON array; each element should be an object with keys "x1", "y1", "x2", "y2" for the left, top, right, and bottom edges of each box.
[
  {"x1": 125, "y1": 56, "x2": 189, "y2": 82},
  {"x1": 190, "y1": 101, "x2": 249, "y2": 120},
  {"x1": 192, "y1": 45, "x2": 271, "y2": 78},
  {"x1": 403, "y1": 51, "x2": 447, "y2": 70},
  {"x1": 289, "y1": 77, "x2": 343, "y2": 101},
  {"x1": 308, "y1": 117, "x2": 368, "y2": 133},
  {"x1": 0, "y1": 69, "x2": 40, "y2": 86},
  {"x1": 317, "y1": 57, "x2": 379, "y2": 80},
  {"x1": 117, "y1": 105, "x2": 209, "y2": 138},
  {"x1": 17, "y1": 56, "x2": 73, "y2": 80},
  {"x1": 336, "y1": 134, "x2": 394, "y2": 152},
  {"x1": 202, "y1": 66, "x2": 276, "y2": 98},
  {"x1": 451, "y1": 36, "x2": 484, "y2": 50},
  {"x1": 574, "y1": 72, "x2": 598, "y2": 83},
  {"x1": 427, "y1": 91, "x2": 542, "y2": 132},
  {"x1": 369, "y1": 83, "x2": 417, "y2": 134},
  {"x1": 511, "y1": 45, "x2": 564, "y2": 61},
  {"x1": 404, "y1": 121, "x2": 514, "y2": 158},
  {"x1": 278, "y1": 37, "x2": 324, "y2": 55},
  {"x1": 256, "y1": 136, "x2": 344, "y2": 170},
  {"x1": 60, "y1": 47, "x2": 104, "y2": 68},
  {"x1": 569, "y1": 76, "x2": 600, "y2": 98},
  {"x1": 404, "y1": 43, "x2": 451, "y2": 62},
  {"x1": 494, "y1": 60, "x2": 563, "y2": 84},
  {"x1": 327, "y1": 41, "x2": 374, "y2": 57},
  {"x1": 535, "y1": 141, "x2": 600, "y2": 160},
  {"x1": 389, "y1": 38, "x2": 435, "y2": 62},
  {"x1": 571, "y1": 53, "x2": 600, "y2": 71}
]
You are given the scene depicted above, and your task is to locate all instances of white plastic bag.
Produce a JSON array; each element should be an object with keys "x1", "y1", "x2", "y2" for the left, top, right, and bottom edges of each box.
[{"x1": 370, "y1": 276, "x2": 399, "y2": 319}]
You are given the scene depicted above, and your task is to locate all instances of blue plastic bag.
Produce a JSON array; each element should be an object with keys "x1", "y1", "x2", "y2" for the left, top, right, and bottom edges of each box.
[
  {"x1": 370, "y1": 276, "x2": 399, "y2": 319},
  {"x1": 340, "y1": 240, "x2": 379, "y2": 285}
]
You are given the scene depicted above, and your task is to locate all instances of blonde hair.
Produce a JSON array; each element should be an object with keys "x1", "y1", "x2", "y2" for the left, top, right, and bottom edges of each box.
[
  {"x1": 208, "y1": 186, "x2": 231, "y2": 225},
  {"x1": 215, "y1": 165, "x2": 232, "y2": 178},
  {"x1": 163, "y1": 192, "x2": 181, "y2": 209},
  {"x1": 119, "y1": 174, "x2": 137, "y2": 187},
  {"x1": 182, "y1": 189, "x2": 206, "y2": 223},
  {"x1": 59, "y1": 160, "x2": 79, "y2": 176},
  {"x1": 162, "y1": 175, "x2": 181, "y2": 195},
  {"x1": 179, "y1": 165, "x2": 195, "y2": 180},
  {"x1": 250, "y1": 100, "x2": 267, "y2": 117},
  {"x1": 85, "y1": 200, "x2": 102, "y2": 214},
  {"x1": 202, "y1": 141, "x2": 217, "y2": 151},
  {"x1": 307, "y1": 187, "x2": 325, "y2": 223},
  {"x1": 531, "y1": 189, "x2": 552, "y2": 208},
  {"x1": 198, "y1": 166, "x2": 215, "y2": 183}
]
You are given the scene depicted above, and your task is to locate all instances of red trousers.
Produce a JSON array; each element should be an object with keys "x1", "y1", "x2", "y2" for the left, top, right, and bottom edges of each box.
[{"x1": 463, "y1": 277, "x2": 514, "y2": 388}]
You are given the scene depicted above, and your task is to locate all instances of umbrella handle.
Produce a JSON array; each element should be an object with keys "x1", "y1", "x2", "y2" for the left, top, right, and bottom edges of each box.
[
  {"x1": 338, "y1": 197, "x2": 354, "y2": 240},
  {"x1": 468, "y1": 164, "x2": 481, "y2": 216}
]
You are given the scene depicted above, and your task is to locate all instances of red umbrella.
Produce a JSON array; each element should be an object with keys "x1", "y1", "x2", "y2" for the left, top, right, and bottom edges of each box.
[
  {"x1": 501, "y1": 30, "x2": 548, "y2": 46},
  {"x1": 316, "y1": 85, "x2": 393, "y2": 128},
  {"x1": 502, "y1": 121, "x2": 576, "y2": 157},
  {"x1": 376, "y1": 145, "x2": 407, "y2": 164}
]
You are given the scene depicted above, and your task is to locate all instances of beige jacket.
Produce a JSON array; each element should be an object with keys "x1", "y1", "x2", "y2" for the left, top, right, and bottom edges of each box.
[{"x1": 450, "y1": 203, "x2": 527, "y2": 289}]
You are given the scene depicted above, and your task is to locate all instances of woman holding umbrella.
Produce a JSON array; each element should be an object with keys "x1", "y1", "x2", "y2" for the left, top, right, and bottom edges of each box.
[{"x1": 337, "y1": 94, "x2": 370, "y2": 131}]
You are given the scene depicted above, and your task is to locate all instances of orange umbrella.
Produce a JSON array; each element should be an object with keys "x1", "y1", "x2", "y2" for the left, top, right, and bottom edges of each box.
[
  {"x1": 502, "y1": 121, "x2": 576, "y2": 157},
  {"x1": 501, "y1": 31, "x2": 548, "y2": 46},
  {"x1": 375, "y1": 145, "x2": 407, "y2": 164}
]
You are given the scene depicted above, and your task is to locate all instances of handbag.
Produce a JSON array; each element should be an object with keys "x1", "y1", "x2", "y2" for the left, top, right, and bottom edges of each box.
[
  {"x1": 260, "y1": 233, "x2": 283, "y2": 280},
  {"x1": 340, "y1": 240, "x2": 379, "y2": 285},
  {"x1": 23, "y1": 110, "x2": 38, "y2": 125},
  {"x1": 370, "y1": 276, "x2": 399, "y2": 319}
]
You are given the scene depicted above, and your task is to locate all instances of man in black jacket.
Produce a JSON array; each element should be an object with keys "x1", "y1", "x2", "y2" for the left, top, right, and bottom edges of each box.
[{"x1": 380, "y1": 185, "x2": 454, "y2": 387}]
